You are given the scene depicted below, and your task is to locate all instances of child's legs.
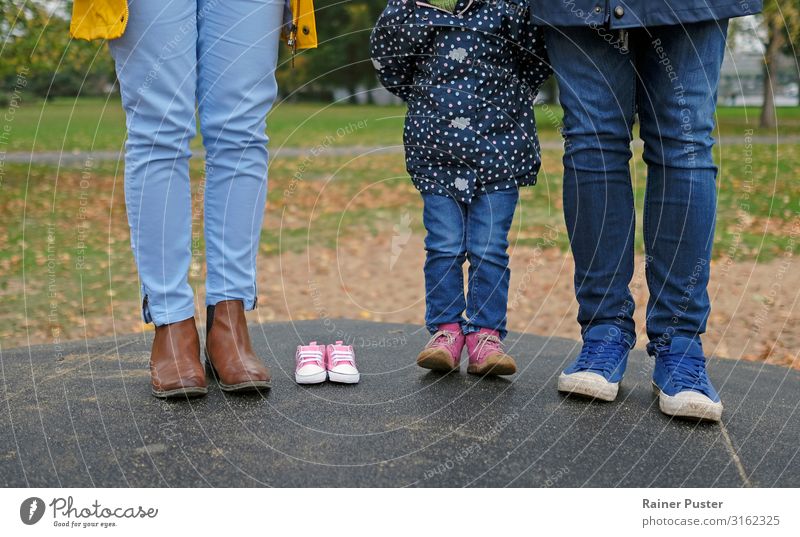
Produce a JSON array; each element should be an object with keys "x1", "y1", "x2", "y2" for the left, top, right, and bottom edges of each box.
[
  {"x1": 197, "y1": 0, "x2": 283, "y2": 309},
  {"x1": 543, "y1": 26, "x2": 638, "y2": 338},
  {"x1": 464, "y1": 188, "x2": 519, "y2": 339},
  {"x1": 109, "y1": 0, "x2": 198, "y2": 326},
  {"x1": 421, "y1": 193, "x2": 468, "y2": 334},
  {"x1": 634, "y1": 21, "x2": 727, "y2": 345}
]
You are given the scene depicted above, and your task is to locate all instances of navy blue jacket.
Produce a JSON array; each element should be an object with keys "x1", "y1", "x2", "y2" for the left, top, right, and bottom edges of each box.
[
  {"x1": 370, "y1": 0, "x2": 550, "y2": 203},
  {"x1": 531, "y1": 0, "x2": 762, "y2": 29}
]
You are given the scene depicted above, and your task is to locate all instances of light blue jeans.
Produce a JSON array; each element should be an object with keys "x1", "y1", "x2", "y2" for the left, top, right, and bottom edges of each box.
[{"x1": 109, "y1": 0, "x2": 283, "y2": 326}]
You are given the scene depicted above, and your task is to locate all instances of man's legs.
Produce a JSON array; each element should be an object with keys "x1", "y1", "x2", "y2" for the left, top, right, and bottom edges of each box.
[
  {"x1": 634, "y1": 21, "x2": 728, "y2": 346},
  {"x1": 544, "y1": 26, "x2": 638, "y2": 338},
  {"x1": 545, "y1": 27, "x2": 640, "y2": 400},
  {"x1": 635, "y1": 21, "x2": 728, "y2": 421}
]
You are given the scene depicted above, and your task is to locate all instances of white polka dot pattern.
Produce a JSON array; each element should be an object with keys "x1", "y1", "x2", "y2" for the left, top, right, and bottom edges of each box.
[{"x1": 370, "y1": 0, "x2": 551, "y2": 202}]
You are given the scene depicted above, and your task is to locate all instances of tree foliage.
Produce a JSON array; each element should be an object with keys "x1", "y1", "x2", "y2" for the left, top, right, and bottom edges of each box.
[
  {"x1": 277, "y1": 0, "x2": 386, "y2": 101},
  {"x1": 0, "y1": 0, "x2": 115, "y2": 100},
  {"x1": 759, "y1": 0, "x2": 800, "y2": 126}
]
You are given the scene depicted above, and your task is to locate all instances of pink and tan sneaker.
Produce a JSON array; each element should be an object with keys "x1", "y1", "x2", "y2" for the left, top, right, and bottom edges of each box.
[
  {"x1": 295, "y1": 341, "x2": 327, "y2": 384},
  {"x1": 416, "y1": 323, "x2": 464, "y2": 372},
  {"x1": 325, "y1": 341, "x2": 360, "y2": 384},
  {"x1": 466, "y1": 328, "x2": 517, "y2": 376}
]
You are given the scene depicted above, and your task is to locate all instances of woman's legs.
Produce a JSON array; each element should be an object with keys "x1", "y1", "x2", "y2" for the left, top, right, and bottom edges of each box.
[
  {"x1": 464, "y1": 188, "x2": 519, "y2": 339},
  {"x1": 110, "y1": 0, "x2": 208, "y2": 398},
  {"x1": 633, "y1": 21, "x2": 728, "y2": 345},
  {"x1": 111, "y1": 0, "x2": 283, "y2": 321},
  {"x1": 196, "y1": 0, "x2": 284, "y2": 310},
  {"x1": 421, "y1": 193, "x2": 468, "y2": 334},
  {"x1": 109, "y1": 0, "x2": 198, "y2": 326},
  {"x1": 543, "y1": 26, "x2": 638, "y2": 339}
]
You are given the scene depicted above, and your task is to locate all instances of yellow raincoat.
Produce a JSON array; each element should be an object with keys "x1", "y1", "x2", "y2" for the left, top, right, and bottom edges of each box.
[{"x1": 69, "y1": 0, "x2": 318, "y2": 49}]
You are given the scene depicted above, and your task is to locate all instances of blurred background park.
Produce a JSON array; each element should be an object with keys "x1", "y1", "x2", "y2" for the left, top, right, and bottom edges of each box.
[{"x1": 0, "y1": 1, "x2": 799, "y2": 369}]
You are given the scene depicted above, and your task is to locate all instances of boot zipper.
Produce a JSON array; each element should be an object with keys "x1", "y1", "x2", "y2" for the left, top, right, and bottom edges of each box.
[{"x1": 142, "y1": 294, "x2": 153, "y2": 324}]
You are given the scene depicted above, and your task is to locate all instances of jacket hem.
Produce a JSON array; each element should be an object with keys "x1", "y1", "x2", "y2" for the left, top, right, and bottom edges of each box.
[
  {"x1": 535, "y1": 4, "x2": 760, "y2": 29},
  {"x1": 411, "y1": 173, "x2": 538, "y2": 202}
]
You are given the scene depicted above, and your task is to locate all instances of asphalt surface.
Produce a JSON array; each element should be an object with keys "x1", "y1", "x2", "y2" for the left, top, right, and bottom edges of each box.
[{"x1": 1, "y1": 320, "x2": 797, "y2": 487}]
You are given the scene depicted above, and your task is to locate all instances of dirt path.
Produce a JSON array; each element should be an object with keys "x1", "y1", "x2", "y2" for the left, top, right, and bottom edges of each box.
[
  {"x1": 253, "y1": 232, "x2": 799, "y2": 369},
  {"x1": 11, "y1": 228, "x2": 797, "y2": 370}
]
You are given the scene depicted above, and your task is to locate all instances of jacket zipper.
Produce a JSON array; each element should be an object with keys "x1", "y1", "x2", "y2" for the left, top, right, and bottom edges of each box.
[
  {"x1": 288, "y1": 23, "x2": 298, "y2": 67},
  {"x1": 286, "y1": 0, "x2": 299, "y2": 68},
  {"x1": 121, "y1": 1, "x2": 130, "y2": 28}
]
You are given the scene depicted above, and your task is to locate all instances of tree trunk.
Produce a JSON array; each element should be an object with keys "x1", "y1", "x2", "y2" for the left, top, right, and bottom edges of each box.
[{"x1": 760, "y1": 14, "x2": 785, "y2": 129}]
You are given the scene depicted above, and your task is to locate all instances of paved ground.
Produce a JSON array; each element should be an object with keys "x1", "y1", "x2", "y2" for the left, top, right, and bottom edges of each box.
[{"x1": 0, "y1": 320, "x2": 797, "y2": 487}]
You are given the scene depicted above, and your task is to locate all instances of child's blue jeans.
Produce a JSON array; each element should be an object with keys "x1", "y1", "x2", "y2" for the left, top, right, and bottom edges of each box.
[
  {"x1": 109, "y1": 0, "x2": 284, "y2": 325},
  {"x1": 421, "y1": 189, "x2": 519, "y2": 339},
  {"x1": 544, "y1": 20, "x2": 728, "y2": 344}
]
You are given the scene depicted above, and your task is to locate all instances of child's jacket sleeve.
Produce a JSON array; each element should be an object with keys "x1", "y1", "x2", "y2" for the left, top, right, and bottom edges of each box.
[
  {"x1": 369, "y1": 0, "x2": 425, "y2": 101},
  {"x1": 517, "y1": 8, "x2": 551, "y2": 98}
]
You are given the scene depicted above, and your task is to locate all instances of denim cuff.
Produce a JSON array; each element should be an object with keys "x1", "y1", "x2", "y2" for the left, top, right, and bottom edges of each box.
[
  {"x1": 206, "y1": 295, "x2": 258, "y2": 311},
  {"x1": 148, "y1": 305, "x2": 196, "y2": 328}
]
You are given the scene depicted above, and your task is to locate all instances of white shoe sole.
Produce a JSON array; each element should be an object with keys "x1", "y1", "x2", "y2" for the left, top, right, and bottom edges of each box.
[
  {"x1": 654, "y1": 383, "x2": 723, "y2": 422},
  {"x1": 558, "y1": 371, "x2": 619, "y2": 402},
  {"x1": 295, "y1": 370, "x2": 327, "y2": 384},
  {"x1": 328, "y1": 371, "x2": 360, "y2": 384}
]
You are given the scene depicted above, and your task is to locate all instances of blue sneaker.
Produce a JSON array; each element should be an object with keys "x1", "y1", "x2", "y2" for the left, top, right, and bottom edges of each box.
[
  {"x1": 558, "y1": 325, "x2": 635, "y2": 401},
  {"x1": 649, "y1": 337, "x2": 723, "y2": 422}
]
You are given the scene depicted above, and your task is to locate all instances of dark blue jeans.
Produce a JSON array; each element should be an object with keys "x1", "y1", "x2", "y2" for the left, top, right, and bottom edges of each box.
[
  {"x1": 544, "y1": 20, "x2": 728, "y2": 345},
  {"x1": 421, "y1": 189, "x2": 519, "y2": 339}
]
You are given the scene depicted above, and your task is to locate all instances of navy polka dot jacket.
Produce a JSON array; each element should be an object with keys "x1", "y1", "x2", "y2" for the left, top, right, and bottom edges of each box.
[{"x1": 370, "y1": 0, "x2": 551, "y2": 203}]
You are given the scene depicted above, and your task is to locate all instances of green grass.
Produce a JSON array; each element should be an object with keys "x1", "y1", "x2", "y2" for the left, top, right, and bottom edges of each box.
[
  {"x1": 0, "y1": 97, "x2": 409, "y2": 153},
  {"x1": 715, "y1": 106, "x2": 800, "y2": 137},
  {"x1": 4, "y1": 97, "x2": 797, "y2": 153}
]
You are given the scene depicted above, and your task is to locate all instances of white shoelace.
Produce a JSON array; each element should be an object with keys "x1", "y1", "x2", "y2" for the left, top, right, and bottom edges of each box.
[
  {"x1": 329, "y1": 349, "x2": 355, "y2": 365},
  {"x1": 427, "y1": 330, "x2": 455, "y2": 347},
  {"x1": 298, "y1": 350, "x2": 323, "y2": 366},
  {"x1": 475, "y1": 333, "x2": 502, "y2": 352}
]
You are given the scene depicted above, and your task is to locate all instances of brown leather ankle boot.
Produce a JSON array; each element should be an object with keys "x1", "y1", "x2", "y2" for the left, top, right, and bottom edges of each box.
[
  {"x1": 205, "y1": 300, "x2": 271, "y2": 392},
  {"x1": 150, "y1": 317, "x2": 207, "y2": 398}
]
